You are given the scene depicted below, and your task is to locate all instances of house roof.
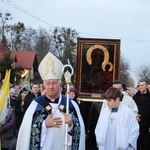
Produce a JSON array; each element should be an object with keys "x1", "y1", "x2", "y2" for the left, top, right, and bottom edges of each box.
[
  {"x1": 11, "y1": 51, "x2": 36, "y2": 69},
  {"x1": 0, "y1": 44, "x2": 4, "y2": 60}
]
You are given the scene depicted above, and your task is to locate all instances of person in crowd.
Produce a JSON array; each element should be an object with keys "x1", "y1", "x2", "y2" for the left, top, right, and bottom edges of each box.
[
  {"x1": 21, "y1": 83, "x2": 31, "y2": 92},
  {"x1": 128, "y1": 87, "x2": 137, "y2": 97},
  {"x1": 133, "y1": 79, "x2": 150, "y2": 150},
  {"x1": 66, "y1": 86, "x2": 79, "y2": 103},
  {"x1": 15, "y1": 87, "x2": 29, "y2": 130},
  {"x1": 0, "y1": 107, "x2": 16, "y2": 150},
  {"x1": 87, "y1": 101, "x2": 103, "y2": 150},
  {"x1": 102, "y1": 80, "x2": 138, "y2": 114},
  {"x1": 24, "y1": 82, "x2": 41, "y2": 113},
  {"x1": 39, "y1": 83, "x2": 46, "y2": 95},
  {"x1": 21, "y1": 81, "x2": 30, "y2": 87},
  {"x1": 135, "y1": 84, "x2": 140, "y2": 91},
  {"x1": 9, "y1": 88, "x2": 17, "y2": 109},
  {"x1": 16, "y1": 52, "x2": 85, "y2": 150},
  {"x1": 9, "y1": 83, "x2": 15, "y2": 89},
  {"x1": 0, "y1": 79, "x2": 5, "y2": 87},
  {"x1": 64, "y1": 86, "x2": 89, "y2": 134},
  {"x1": 14, "y1": 84, "x2": 20, "y2": 97},
  {"x1": 122, "y1": 82, "x2": 129, "y2": 95},
  {"x1": 64, "y1": 85, "x2": 84, "y2": 105},
  {"x1": 27, "y1": 77, "x2": 32, "y2": 87},
  {"x1": 95, "y1": 87, "x2": 139, "y2": 150},
  {"x1": 147, "y1": 82, "x2": 150, "y2": 92}
]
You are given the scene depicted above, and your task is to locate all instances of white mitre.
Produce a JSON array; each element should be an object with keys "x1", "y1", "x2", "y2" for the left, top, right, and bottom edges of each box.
[{"x1": 38, "y1": 52, "x2": 63, "y2": 80}]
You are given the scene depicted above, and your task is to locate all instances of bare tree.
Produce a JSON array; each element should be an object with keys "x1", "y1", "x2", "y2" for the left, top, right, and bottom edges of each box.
[
  {"x1": 120, "y1": 55, "x2": 131, "y2": 86},
  {"x1": 34, "y1": 28, "x2": 52, "y2": 63},
  {"x1": 21, "y1": 27, "x2": 36, "y2": 50},
  {"x1": 0, "y1": 12, "x2": 12, "y2": 49},
  {"x1": 127, "y1": 76, "x2": 135, "y2": 87},
  {"x1": 10, "y1": 22, "x2": 26, "y2": 51},
  {"x1": 10, "y1": 25, "x2": 36, "y2": 51},
  {"x1": 136, "y1": 65, "x2": 150, "y2": 82}
]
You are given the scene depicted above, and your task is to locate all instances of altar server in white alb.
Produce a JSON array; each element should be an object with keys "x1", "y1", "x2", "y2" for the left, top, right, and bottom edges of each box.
[
  {"x1": 95, "y1": 87, "x2": 139, "y2": 150},
  {"x1": 101, "y1": 80, "x2": 138, "y2": 115},
  {"x1": 16, "y1": 52, "x2": 85, "y2": 150}
]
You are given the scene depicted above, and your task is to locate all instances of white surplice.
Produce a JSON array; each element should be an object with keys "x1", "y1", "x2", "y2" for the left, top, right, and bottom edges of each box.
[{"x1": 95, "y1": 103, "x2": 139, "y2": 150}]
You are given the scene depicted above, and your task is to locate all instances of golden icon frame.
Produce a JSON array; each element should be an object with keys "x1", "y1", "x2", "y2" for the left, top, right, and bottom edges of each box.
[{"x1": 75, "y1": 37, "x2": 120, "y2": 100}]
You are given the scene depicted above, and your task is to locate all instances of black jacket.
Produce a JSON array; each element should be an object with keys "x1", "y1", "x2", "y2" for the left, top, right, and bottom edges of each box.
[
  {"x1": 133, "y1": 90, "x2": 150, "y2": 131},
  {"x1": 24, "y1": 92, "x2": 41, "y2": 113}
]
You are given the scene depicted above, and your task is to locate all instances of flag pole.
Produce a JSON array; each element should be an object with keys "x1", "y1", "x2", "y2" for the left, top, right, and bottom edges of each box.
[
  {"x1": 0, "y1": 70, "x2": 11, "y2": 150},
  {"x1": 62, "y1": 60, "x2": 74, "y2": 150}
]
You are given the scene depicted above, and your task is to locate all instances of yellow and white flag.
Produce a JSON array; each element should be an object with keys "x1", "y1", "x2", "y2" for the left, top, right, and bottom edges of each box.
[{"x1": 0, "y1": 70, "x2": 11, "y2": 123}]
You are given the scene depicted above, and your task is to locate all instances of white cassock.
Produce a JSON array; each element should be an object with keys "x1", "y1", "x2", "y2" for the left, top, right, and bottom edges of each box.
[{"x1": 95, "y1": 103, "x2": 139, "y2": 150}]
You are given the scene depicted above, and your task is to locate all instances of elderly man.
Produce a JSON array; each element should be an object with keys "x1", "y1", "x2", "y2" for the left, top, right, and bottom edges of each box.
[{"x1": 16, "y1": 52, "x2": 85, "y2": 150}]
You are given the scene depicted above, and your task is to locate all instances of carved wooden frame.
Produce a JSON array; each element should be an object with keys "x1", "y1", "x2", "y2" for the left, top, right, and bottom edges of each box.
[{"x1": 75, "y1": 38, "x2": 120, "y2": 100}]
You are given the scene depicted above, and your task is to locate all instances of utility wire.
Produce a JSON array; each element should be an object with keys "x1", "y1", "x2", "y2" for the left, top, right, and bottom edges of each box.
[
  {"x1": 1, "y1": 0, "x2": 56, "y2": 28},
  {"x1": 1, "y1": 0, "x2": 150, "y2": 42}
]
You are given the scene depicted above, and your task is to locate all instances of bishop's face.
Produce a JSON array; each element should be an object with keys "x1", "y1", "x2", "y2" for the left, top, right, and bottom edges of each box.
[{"x1": 44, "y1": 79, "x2": 62, "y2": 99}]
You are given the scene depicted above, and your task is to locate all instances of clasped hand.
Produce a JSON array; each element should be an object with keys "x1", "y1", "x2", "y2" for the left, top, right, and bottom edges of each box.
[{"x1": 45, "y1": 113, "x2": 73, "y2": 128}]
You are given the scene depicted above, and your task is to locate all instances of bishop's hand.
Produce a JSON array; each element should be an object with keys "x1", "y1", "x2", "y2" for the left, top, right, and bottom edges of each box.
[
  {"x1": 45, "y1": 114, "x2": 63, "y2": 128},
  {"x1": 64, "y1": 113, "x2": 73, "y2": 127}
]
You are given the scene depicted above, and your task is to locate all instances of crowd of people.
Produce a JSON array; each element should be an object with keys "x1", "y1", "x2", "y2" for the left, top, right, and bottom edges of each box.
[
  {"x1": 0, "y1": 52, "x2": 150, "y2": 150},
  {"x1": 0, "y1": 80, "x2": 44, "y2": 150}
]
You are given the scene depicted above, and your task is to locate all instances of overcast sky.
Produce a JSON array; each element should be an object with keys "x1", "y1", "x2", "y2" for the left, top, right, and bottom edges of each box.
[{"x1": 1, "y1": 0, "x2": 150, "y2": 85}]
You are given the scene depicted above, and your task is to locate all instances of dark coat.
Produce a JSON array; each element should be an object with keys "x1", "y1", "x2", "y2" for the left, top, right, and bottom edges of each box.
[
  {"x1": 133, "y1": 90, "x2": 150, "y2": 149},
  {"x1": 87, "y1": 102, "x2": 102, "y2": 150},
  {"x1": 24, "y1": 92, "x2": 41, "y2": 112},
  {"x1": 10, "y1": 96, "x2": 17, "y2": 109},
  {"x1": 15, "y1": 95, "x2": 25, "y2": 130},
  {"x1": 133, "y1": 90, "x2": 150, "y2": 131},
  {"x1": 0, "y1": 108, "x2": 16, "y2": 139}
]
